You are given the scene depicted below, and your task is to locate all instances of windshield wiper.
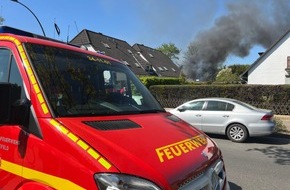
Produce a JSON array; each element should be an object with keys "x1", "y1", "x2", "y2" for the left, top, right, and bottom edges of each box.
[{"x1": 138, "y1": 109, "x2": 166, "y2": 114}]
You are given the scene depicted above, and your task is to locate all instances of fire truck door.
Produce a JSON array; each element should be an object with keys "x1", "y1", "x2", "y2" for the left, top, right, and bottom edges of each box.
[{"x1": 0, "y1": 47, "x2": 28, "y2": 189}]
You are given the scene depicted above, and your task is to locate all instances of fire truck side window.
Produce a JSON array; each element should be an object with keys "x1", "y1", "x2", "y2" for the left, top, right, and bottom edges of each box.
[
  {"x1": 0, "y1": 48, "x2": 25, "y2": 99},
  {"x1": 0, "y1": 49, "x2": 10, "y2": 82},
  {"x1": 9, "y1": 55, "x2": 25, "y2": 99},
  {"x1": 0, "y1": 48, "x2": 41, "y2": 137}
]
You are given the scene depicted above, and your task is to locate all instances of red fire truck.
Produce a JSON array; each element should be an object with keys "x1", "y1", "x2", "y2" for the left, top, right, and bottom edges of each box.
[{"x1": 0, "y1": 26, "x2": 229, "y2": 190}]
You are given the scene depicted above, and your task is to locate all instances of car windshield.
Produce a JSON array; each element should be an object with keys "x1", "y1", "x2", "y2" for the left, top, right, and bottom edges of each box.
[{"x1": 25, "y1": 43, "x2": 164, "y2": 117}]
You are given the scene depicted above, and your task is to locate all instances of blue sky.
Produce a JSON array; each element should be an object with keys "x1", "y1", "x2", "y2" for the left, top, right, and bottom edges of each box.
[{"x1": 0, "y1": 0, "x2": 266, "y2": 66}]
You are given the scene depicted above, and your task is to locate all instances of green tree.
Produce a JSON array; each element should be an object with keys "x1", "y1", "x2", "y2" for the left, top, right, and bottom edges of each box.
[
  {"x1": 215, "y1": 64, "x2": 250, "y2": 83},
  {"x1": 228, "y1": 64, "x2": 250, "y2": 76},
  {"x1": 0, "y1": 16, "x2": 4, "y2": 25},
  {"x1": 157, "y1": 43, "x2": 180, "y2": 60},
  {"x1": 215, "y1": 68, "x2": 240, "y2": 83}
]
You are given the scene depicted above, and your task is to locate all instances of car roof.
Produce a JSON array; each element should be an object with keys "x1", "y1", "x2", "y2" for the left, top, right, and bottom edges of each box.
[
  {"x1": 177, "y1": 97, "x2": 245, "y2": 109},
  {"x1": 190, "y1": 97, "x2": 237, "y2": 102}
]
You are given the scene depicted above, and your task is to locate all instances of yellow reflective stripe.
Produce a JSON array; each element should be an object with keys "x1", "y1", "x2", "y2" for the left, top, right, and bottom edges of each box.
[
  {"x1": 37, "y1": 93, "x2": 44, "y2": 103},
  {"x1": 49, "y1": 119, "x2": 112, "y2": 170},
  {"x1": 41, "y1": 104, "x2": 49, "y2": 114},
  {"x1": 77, "y1": 140, "x2": 89, "y2": 150},
  {"x1": 0, "y1": 159, "x2": 86, "y2": 190},
  {"x1": 33, "y1": 83, "x2": 40, "y2": 93},
  {"x1": 68, "y1": 133, "x2": 78, "y2": 142},
  {"x1": 88, "y1": 148, "x2": 100, "y2": 159},
  {"x1": 98, "y1": 157, "x2": 112, "y2": 170},
  {"x1": 0, "y1": 35, "x2": 49, "y2": 115},
  {"x1": 1, "y1": 159, "x2": 22, "y2": 176}
]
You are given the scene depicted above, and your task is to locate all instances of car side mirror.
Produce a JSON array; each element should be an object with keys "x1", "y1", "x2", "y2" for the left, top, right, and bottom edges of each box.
[
  {"x1": 178, "y1": 107, "x2": 186, "y2": 112},
  {"x1": 0, "y1": 83, "x2": 30, "y2": 128},
  {"x1": 0, "y1": 83, "x2": 19, "y2": 123},
  {"x1": 10, "y1": 98, "x2": 31, "y2": 128}
]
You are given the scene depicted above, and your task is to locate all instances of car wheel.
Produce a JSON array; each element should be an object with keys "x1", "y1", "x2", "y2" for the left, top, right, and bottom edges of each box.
[{"x1": 226, "y1": 124, "x2": 248, "y2": 143}]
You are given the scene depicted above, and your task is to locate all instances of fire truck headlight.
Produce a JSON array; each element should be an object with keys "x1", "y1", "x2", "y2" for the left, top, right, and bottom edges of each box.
[{"x1": 94, "y1": 173, "x2": 161, "y2": 190}]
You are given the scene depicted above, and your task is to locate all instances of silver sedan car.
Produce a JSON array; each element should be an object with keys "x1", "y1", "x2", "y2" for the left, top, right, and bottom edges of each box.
[{"x1": 169, "y1": 98, "x2": 275, "y2": 142}]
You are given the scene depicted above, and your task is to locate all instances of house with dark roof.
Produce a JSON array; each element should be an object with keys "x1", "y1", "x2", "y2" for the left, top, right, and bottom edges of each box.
[
  {"x1": 70, "y1": 29, "x2": 180, "y2": 77},
  {"x1": 133, "y1": 44, "x2": 180, "y2": 77},
  {"x1": 70, "y1": 29, "x2": 148, "y2": 76},
  {"x1": 241, "y1": 29, "x2": 290, "y2": 85}
]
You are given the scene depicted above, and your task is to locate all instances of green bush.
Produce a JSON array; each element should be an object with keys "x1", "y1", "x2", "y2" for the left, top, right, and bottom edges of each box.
[
  {"x1": 273, "y1": 117, "x2": 289, "y2": 133},
  {"x1": 138, "y1": 76, "x2": 185, "y2": 88}
]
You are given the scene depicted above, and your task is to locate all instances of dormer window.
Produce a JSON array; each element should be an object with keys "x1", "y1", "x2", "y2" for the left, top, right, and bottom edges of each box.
[
  {"x1": 134, "y1": 62, "x2": 141, "y2": 67},
  {"x1": 123, "y1": 60, "x2": 130, "y2": 66},
  {"x1": 103, "y1": 43, "x2": 111, "y2": 49}
]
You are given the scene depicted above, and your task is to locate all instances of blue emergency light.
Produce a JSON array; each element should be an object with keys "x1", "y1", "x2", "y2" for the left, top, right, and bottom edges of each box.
[
  {"x1": 0, "y1": 26, "x2": 86, "y2": 49},
  {"x1": 0, "y1": 26, "x2": 38, "y2": 37},
  {"x1": 0, "y1": 26, "x2": 70, "y2": 45}
]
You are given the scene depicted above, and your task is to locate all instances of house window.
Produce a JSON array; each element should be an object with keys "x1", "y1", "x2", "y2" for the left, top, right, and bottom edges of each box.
[
  {"x1": 171, "y1": 68, "x2": 176, "y2": 72},
  {"x1": 123, "y1": 60, "x2": 130, "y2": 66},
  {"x1": 103, "y1": 43, "x2": 111, "y2": 49},
  {"x1": 163, "y1": 66, "x2": 168, "y2": 71},
  {"x1": 134, "y1": 62, "x2": 141, "y2": 67},
  {"x1": 127, "y1": 49, "x2": 133, "y2": 54},
  {"x1": 286, "y1": 57, "x2": 290, "y2": 74},
  {"x1": 96, "y1": 50, "x2": 105, "y2": 55},
  {"x1": 158, "y1": 67, "x2": 164, "y2": 71},
  {"x1": 148, "y1": 53, "x2": 154, "y2": 58}
]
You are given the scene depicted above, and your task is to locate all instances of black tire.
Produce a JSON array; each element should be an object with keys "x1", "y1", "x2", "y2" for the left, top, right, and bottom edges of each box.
[{"x1": 226, "y1": 124, "x2": 248, "y2": 143}]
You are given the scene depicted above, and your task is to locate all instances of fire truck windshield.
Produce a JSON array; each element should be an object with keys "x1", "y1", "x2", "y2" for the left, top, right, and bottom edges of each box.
[{"x1": 25, "y1": 43, "x2": 164, "y2": 117}]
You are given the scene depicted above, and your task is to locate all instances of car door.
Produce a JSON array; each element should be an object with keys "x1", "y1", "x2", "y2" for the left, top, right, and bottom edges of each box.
[
  {"x1": 174, "y1": 101, "x2": 205, "y2": 130},
  {"x1": 0, "y1": 47, "x2": 27, "y2": 189},
  {"x1": 201, "y1": 100, "x2": 234, "y2": 134}
]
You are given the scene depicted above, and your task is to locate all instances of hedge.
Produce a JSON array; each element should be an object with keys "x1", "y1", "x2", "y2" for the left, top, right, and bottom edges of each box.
[{"x1": 149, "y1": 84, "x2": 290, "y2": 115}]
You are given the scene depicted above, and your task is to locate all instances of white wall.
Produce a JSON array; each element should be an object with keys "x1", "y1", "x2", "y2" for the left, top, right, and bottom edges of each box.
[{"x1": 248, "y1": 33, "x2": 290, "y2": 85}]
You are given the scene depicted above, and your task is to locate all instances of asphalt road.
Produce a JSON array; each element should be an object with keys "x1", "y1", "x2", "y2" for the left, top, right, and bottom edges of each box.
[{"x1": 208, "y1": 134, "x2": 290, "y2": 190}]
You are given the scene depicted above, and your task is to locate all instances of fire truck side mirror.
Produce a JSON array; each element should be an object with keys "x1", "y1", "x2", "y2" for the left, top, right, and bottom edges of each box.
[
  {"x1": 0, "y1": 83, "x2": 30, "y2": 127},
  {"x1": 10, "y1": 98, "x2": 31, "y2": 128},
  {"x1": 0, "y1": 83, "x2": 15, "y2": 123}
]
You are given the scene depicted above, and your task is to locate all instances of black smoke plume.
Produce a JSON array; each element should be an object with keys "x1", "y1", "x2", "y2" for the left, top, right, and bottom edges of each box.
[{"x1": 183, "y1": 0, "x2": 290, "y2": 81}]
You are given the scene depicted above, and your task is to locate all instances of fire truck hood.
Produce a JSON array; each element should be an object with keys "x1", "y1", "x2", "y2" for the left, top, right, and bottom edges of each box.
[{"x1": 56, "y1": 112, "x2": 219, "y2": 187}]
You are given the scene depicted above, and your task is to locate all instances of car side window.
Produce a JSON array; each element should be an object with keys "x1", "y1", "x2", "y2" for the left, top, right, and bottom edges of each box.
[
  {"x1": 0, "y1": 48, "x2": 42, "y2": 137},
  {"x1": 0, "y1": 48, "x2": 25, "y2": 99},
  {"x1": 225, "y1": 103, "x2": 235, "y2": 111},
  {"x1": 9, "y1": 56, "x2": 26, "y2": 99},
  {"x1": 0, "y1": 49, "x2": 10, "y2": 82},
  {"x1": 205, "y1": 101, "x2": 230, "y2": 111},
  {"x1": 185, "y1": 101, "x2": 205, "y2": 110}
]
